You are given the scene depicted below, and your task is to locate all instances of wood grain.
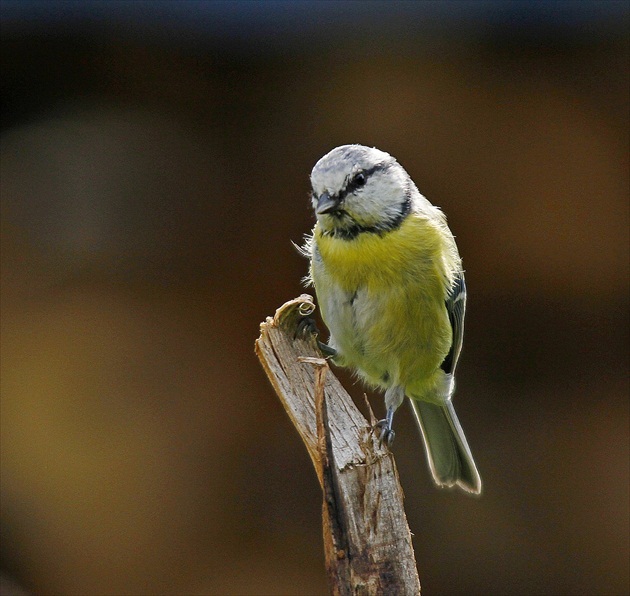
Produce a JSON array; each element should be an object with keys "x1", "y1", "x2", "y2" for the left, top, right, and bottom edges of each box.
[{"x1": 255, "y1": 295, "x2": 420, "y2": 594}]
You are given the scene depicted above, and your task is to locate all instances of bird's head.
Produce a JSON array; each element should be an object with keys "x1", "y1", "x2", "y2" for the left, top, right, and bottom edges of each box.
[{"x1": 309, "y1": 144, "x2": 414, "y2": 239}]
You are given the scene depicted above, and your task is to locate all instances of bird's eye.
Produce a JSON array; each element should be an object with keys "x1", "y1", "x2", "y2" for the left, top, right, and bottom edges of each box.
[{"x1": 353, "y1": 172, "x2": 366, "y2": 187}]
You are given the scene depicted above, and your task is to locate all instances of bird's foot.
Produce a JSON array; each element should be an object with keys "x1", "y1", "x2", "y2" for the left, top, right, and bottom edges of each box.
[
  {"x1": 374, "y1": 419, "x2": 395, "y2": 447},
  {"x1": 374, "y1": 406, "x2": 396, "y2": 447},
  {"x1": 295, "y1": 317, "x2": 337, "y2": 357},
  {"x1": 295, "y1": 316, "x2": 317, "y2": 339}
]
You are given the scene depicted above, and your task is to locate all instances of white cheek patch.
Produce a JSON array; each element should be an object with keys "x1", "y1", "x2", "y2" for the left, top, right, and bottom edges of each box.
[{"x1": 349, "y1": 169, "x2": 408, "y2": 227}]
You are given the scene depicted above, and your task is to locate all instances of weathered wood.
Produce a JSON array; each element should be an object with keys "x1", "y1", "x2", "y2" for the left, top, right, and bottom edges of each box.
[{"x1": 255, "y1": 295, "x2": 421, "y2": 595}]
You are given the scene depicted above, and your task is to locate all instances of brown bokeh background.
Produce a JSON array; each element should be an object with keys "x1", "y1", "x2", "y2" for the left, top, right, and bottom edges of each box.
[{"x1": 1, "y1": 3, "x2": 628, "y2": 595}]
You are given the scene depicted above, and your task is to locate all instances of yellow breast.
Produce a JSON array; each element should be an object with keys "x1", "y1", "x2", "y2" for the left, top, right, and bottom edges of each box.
[
  {"x1": 312, "y1": 214, "x2": 459, "y2": 389},
  {"x1": 314, "y1": 214, "x2": 455, "y2": 292}
]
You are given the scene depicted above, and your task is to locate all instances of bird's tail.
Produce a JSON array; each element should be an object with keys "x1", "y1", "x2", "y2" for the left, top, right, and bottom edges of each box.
[{"x1": 409, "y1": 399, "x2": 482, "y2": 494}]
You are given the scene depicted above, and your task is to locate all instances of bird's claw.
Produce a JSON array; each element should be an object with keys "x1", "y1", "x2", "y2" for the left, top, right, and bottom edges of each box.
[
  {"x1": 295, "y1": 317, "x2": 337, "y2": 358},
  {"x1": 375, "y1": 419, "x2": 395, "y2": 447},
  {"x1": 295, "y1": 316, "x2": 318, "y2": 340}
]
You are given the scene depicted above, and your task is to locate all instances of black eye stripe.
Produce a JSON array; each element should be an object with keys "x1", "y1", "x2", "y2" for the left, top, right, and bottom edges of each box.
[{"x1": 338, "y1": 162, "x2": 388, "y2": 202}]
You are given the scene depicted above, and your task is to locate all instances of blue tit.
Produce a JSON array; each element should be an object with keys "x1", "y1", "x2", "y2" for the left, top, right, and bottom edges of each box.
[{"x1": 303, "y1": 144, "x2": 481, "y2": 494}]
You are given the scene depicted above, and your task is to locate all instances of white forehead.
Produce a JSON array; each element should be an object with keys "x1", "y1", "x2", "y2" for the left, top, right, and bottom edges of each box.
[{"x1": 310, "y1": 144, "x2": 395, "y2": 194}]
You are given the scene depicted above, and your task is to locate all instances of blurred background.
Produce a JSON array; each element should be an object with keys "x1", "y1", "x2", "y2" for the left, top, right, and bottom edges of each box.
[{"x1": 1, "y1": 1, "x2": 628, "y2": 594}]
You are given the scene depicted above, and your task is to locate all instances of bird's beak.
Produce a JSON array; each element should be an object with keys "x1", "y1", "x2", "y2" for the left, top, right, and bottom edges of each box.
[{"x1": 316, "y1": 191, "x2": 341, "y2": 215}]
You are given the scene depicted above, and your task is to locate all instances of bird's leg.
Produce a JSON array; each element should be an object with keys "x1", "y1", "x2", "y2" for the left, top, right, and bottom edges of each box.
[
  {"x1": 295, "y1": 317, "x2": 337, "y2": 357},
  {"x1": 317, "y1": 340, "x2": 337, "y2": 357},
  {"x1": 375, "y1": 385, "x2": 405, "y2": 447}
]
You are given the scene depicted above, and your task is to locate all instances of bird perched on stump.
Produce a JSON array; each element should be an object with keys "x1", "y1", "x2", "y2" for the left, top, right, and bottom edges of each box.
[{"x1": 302, "y1": 144, "x2": 481, "y2": 495}]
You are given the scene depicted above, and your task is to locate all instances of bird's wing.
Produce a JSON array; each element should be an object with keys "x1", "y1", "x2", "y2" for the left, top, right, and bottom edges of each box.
[{"x1": 440, "y1": 271, "x2": 466, "y2": 375}]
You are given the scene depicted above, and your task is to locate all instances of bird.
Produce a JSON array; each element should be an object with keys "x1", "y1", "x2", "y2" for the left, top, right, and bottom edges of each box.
[{"x1": 302, "y1": 144, "x2": 481, "y2": 494}]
